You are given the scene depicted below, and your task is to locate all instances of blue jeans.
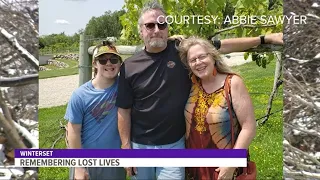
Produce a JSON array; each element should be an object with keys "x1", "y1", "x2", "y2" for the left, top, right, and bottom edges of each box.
[
  {"x1": 69, "y1": 167, "x2": 126, "y2": 180},
  {"x1": 130, "y1": 136, "x2": 185, "y2": 180}
]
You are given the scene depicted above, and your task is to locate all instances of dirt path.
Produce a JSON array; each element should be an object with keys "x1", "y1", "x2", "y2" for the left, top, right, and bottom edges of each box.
[{"x1": 39, "y1": 53, "x2": 252, "y2": 108}]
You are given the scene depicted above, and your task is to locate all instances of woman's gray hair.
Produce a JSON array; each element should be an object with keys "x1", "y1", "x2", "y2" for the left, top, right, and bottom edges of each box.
[{"x1": 137, "y1": 0, "x2": 167, "y2": 31}]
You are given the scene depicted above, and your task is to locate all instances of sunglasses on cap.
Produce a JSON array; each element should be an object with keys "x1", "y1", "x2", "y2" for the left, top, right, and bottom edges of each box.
[
  {"x1": 144, "y1": 22, "x2": 168, "y2": 31},
  {"x1": 98, "y1": 57, "x2": 120, "y2": 65}
]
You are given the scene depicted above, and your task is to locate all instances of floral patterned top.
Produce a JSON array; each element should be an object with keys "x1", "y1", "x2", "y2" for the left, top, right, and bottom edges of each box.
[{"x1": 185, "y1": 74, "x2": 241, "y2": 180}]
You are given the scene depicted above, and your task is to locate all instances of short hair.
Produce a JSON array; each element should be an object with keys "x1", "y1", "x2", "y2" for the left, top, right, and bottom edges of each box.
[{"x1": 137, "y1": 0, "x2": 167, "y2": 32}]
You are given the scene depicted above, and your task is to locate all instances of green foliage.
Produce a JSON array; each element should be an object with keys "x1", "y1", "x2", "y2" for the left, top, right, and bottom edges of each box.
[
  {"x1": 85, "y1": 10, "x2": 125, "y2": 39},
  {"x1": 40, "y1": 32, "x2": 80, "y2": 54},
  {"x1": 120, "y1": 0, "x2": 282, "y2": 44},
  {"x1": 251, "y1": 52, "x2": 275, "y2": 68},
  {"x1": 120, "y1": 0, "x2": 282, "y2": 68}
]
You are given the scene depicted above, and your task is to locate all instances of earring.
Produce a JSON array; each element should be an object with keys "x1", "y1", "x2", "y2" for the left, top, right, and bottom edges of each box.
[
  {"x1": 191, "y1": 74, "x2": 198, "y2": 84},
  {"x1": 213, "y1": 67, "x2": 217, "y2": 76}
]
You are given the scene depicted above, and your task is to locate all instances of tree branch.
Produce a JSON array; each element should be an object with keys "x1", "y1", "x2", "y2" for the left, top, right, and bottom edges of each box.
[
  {"x1": 261, "y1": 53, "x2": 282, "y2": 125},
  {"x1": 284, "y1": 142, "x2": 320, "y2": 166},
  {"x1": 284, "y1": 157, "x2": 320, "y2": 173},
  {"x1": 0, "y1": 74, "x2": 38, "y2": 87},
  {"x1": 0, "y1": 91, "x2": 14, "y2": 126},
  {"x1": 51, "y1": 133, "x2": 64, "y2": 149},
  {"x1": 284, "y1": 89, "x2": 320, "y2": 112},
  {"x1": 284, "y1": 122, "x2": 320, "y2": 138},
  {"x1": 285, "y1": 171, "x2": 320, "y2": 179},
  {"x1": 0, "y1": 113, "x2": 26, "y2": 149},
  {"x1": 284, "y1": 69, "x2": 320, "y2": 111},
  {"x1": 0, "y1": 27, "x2": 38, "y2": 69},
  {"x1": 12, "y1": 120, "x2": 38, "y2": 148},
  {"x1": 288, "y1": 57, "x2": 312, "y2": 64},
  {"x1": 209, "y1": 24, "x2": 276, "y2": 37},
  {"x1": 307, "y1": 13, "x2": 320, "y2": 20}
]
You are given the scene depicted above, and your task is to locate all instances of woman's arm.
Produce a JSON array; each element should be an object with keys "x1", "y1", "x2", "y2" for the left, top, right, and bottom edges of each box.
[
  {"x1": 230, "y1": 75, "x2": 257, "y2": 149},
  {"x1": 215, "y1": 75, "x2": 256, "y2": 179}
]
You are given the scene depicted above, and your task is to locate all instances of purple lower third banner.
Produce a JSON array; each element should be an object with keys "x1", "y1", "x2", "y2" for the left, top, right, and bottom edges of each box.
[{"x1": 15, "y1": 149, "x2": 247, "y2": 158}]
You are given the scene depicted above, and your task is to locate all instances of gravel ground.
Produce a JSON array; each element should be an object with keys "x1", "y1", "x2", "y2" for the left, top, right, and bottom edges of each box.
[
  {"x1": 39, "y1": 53, "x2": 252, "y2": 108},
  {"x1": 39, "y1": 74, "x2": 79, "y2": 108}
]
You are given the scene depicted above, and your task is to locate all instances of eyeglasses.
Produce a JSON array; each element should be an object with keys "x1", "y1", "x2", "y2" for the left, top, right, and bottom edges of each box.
[
  {"x1": 98, "y1": 57, "x2": 120, "y2": 65},
  {"x1": 188, "y1": 53, "x2": 209, "y2": 64},
  {"x1": 144, "y1": 22, "x2": 168, "y2": 31}
]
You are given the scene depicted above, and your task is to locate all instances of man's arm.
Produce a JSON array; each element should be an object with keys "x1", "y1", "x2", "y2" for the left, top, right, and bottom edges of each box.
[
  {"x1": 116, "y1": 64, "x2": 134, "y2": 149},
  {"x1": 66, "y1": 122, "x2": 82, "y2": 148},
  {"x1": 118, "y1": 108, "x2": 131, "y2": 149},
  {"x1": 118, "y1": 108, "x2": 138, "y2": 176},
  {"x1": 64, "y1": 92, "x2": 89, "y2": 180},
  {"x1": 218, "y1": 33, "x2": 283, "y2": 54},
  {"x1": 64, "y1": 92, "x2": 84, "y2": 149},
  {"x1": 67, "y1": 122, "x2": 89, "y2": 180}
]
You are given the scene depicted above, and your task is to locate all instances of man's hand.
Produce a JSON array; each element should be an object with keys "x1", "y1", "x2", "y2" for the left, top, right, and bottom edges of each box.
[
  {"x1": 215, "y1": 167, "x2": 236, "y2": 180},
  {"x1": 74, "y1": 167, "x2": 89, "y2": 180},
  {"x1": 265, "y1": 33, "x2": 283, "y2": 45},
  {"x1": 121, "y1": 143, "x2": 137, "y2": 177},
  {"x1": 121, "y1": 142, "x2": 131, "y2": 149},
  {"x1": 168, "y1": 35, "x2": 187, "y2": 42},
  {"x1": 124, "y1": 167, "x2": 138, "y2": 177}
]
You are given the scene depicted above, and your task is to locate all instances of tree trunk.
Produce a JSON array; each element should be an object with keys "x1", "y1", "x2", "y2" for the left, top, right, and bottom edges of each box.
[{"x1": 260, "y1": 52, "x2": 283, "y2": 125}]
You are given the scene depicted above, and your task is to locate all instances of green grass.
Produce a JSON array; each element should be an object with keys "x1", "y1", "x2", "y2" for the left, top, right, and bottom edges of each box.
[
  {"x1": 39, "y1": 61, "x2": 283, "y2": 180},
  {"x1": 39, "y1": 59, "x2": 79, "y2": 79},
  {"x1": 39, "y1": 55, "x2": 133, "y2": 79},
  {"x1": 39, "y1": 105, "x2": 69, "y2": 179}
]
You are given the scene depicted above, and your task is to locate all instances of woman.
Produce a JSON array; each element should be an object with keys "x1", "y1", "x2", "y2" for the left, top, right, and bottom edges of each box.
[{"x1": 179, "y1": 37, "x2": 257, "y2": 180}]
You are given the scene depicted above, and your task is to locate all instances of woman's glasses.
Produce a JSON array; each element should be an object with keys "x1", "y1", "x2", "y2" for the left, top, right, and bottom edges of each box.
[
  {"x1": 98, "y1": 57, "x2": 120, "y2": 65},
  {"x1": 188, "y1": 53, "x2": 210, "y2": 64},
  {"x1": 144, "y1": 22, "x2": 168, "y2": 31}
]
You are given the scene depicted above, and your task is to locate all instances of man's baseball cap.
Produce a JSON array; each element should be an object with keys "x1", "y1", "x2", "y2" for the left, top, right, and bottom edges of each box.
[{"x1": 93, "y1": 45, "x2": 121, "y2": 59}]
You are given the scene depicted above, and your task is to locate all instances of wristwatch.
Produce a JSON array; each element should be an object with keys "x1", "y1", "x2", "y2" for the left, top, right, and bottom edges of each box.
[{"x1": 260, "y1": 35, "x2": 266, "y2": 44}]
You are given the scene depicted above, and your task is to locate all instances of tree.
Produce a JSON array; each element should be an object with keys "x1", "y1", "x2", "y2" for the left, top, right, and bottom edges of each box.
[
  {"x1": 0, "y1": 0, "x2": 38, "y2": 179},
  {"x1": 84, "y1": 10, "x2": 125, "y2": 38},
  {"x1": 283, "y1": 0, "x2": 320, "y2": 179},
  {"x1": 39, "y1": 32, "x2": 80, "y2": 54},
  {"x1": 120, "y1": 0, "x2": 282, "y2": 45}
]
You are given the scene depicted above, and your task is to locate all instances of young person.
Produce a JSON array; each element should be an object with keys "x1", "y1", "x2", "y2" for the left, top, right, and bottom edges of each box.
[{"x1": 65, "y1": 42, "x2": 126, "y2": 180}]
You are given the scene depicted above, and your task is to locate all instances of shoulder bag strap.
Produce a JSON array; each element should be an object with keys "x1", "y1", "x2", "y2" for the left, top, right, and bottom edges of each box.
[
  {"x1": 224, "y1": 74, "x2": 252, "y2": 175},
  {"x1": 224, "y1": 74, "x2": 235, "y2": 147}
]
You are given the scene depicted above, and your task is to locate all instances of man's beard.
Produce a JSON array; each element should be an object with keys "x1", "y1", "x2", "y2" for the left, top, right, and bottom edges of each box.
[{"x1": 149, "y1": 38, "x2": 166, "y2": 48}]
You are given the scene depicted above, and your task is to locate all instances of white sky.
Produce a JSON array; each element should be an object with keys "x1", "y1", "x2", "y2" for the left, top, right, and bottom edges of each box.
[{"x1": 39, "y1": 0, "x2": 124, "y2": 36}]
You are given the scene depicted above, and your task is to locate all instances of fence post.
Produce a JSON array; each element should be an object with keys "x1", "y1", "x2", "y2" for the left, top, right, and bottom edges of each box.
[{"x1": 78, "y1": 33, "x2": 92, "y2": 86}]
